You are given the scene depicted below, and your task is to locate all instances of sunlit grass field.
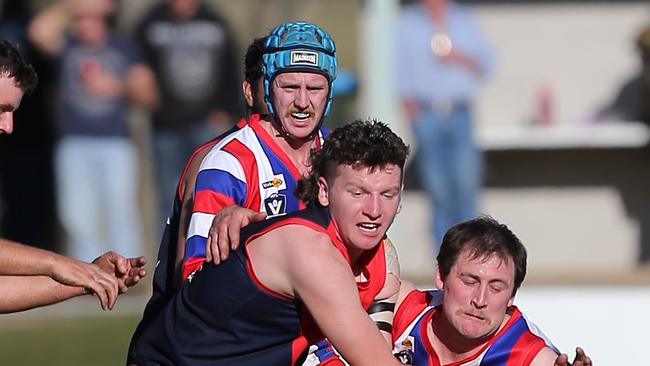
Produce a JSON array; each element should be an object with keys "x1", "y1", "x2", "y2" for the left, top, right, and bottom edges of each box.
[{"x1": 0, "y1": 314, "x2": 141, "y2": 366}]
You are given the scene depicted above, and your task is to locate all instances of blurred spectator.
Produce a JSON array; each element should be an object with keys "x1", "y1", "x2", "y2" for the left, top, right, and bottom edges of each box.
[
  {"x1": 600, "y1": 24, "x2": 650, "y2": 125},
  {"x1": 397, "y1": 0, "x2": 495, "y2": 252},
  {"x1": 28, "y1": 0, "x2": 158, "y2": 261},
  {"x1": 0, "y1": 1, "x2": 58, "y2": 251},
  {"x1": 133, "y1": 0, "x2": 241, "y2": 221}
]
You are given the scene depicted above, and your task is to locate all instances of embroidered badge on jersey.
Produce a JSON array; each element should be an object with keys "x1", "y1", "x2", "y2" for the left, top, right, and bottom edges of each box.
[{"x1": 264, "y1": 193, "x2": 287, "y2": 217}]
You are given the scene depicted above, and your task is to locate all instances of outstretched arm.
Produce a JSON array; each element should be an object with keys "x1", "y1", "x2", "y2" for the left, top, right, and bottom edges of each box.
[
  {"x1": 0, "y1": 241, "x2": 146, "y2": 313},
  {"x1": 0, "y1": 275, "x2": 90, "y2": 313}
]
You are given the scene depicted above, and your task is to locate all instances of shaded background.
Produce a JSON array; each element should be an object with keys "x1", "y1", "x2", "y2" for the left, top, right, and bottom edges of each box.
[{"x1": 1, "y1": 0, "x2": 649, "y2": 364}]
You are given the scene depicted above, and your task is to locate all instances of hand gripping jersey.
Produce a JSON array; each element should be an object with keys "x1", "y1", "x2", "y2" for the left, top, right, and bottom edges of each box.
[
  {"x1": 128, "y1": 205, "x2": 386, "y2": 366},
  {"x1": 182, "y1": 113, "x2": 328, "y2": 278},
  {"x1": 392, "y1": 290, "x2": 559, "y2": 366}
]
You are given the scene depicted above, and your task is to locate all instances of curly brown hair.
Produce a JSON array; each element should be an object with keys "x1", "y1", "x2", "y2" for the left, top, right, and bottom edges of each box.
[
  {"x1": 296, "y1": 118, "x2": 410, "y2": 206},
  {"x1": 0, "y1": 40, "x2": 37, "y2": 93}
]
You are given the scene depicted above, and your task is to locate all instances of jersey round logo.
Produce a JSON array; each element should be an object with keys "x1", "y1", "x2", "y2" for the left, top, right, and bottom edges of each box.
[{"x1": 264, "y1": 193, "x2": 287, "y2": 217}]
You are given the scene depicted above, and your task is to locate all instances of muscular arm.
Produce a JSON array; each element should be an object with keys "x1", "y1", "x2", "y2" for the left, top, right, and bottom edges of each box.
[{"x1": 250, "y1": 227, "x2": 401, "y2": 366}]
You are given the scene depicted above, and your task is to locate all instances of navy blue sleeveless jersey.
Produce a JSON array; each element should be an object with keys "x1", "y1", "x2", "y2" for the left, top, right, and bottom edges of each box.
[
  {"x1": 127, "y1": 205, "x2": 386, "y2": 365},
  {"x1": 127, "y1": 123, "x2": 242, "y2": 360}
]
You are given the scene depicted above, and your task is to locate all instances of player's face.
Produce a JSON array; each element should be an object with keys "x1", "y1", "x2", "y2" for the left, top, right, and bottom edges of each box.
[
  {"x1": 0, "y1": 75, "x2": 25, "y2": 135},
  {"x1": 271, "y1": 72, "x2": 328, "y2": 140},
  {"x1": 74, "y1": 13, "x2": 107, "y2": 45},
  {"x1": 318, "y1": 164, "x2": 403, "y2": 260},
  {"x1": 436, "y1": 248, "x2": 515, "y2": 344}
]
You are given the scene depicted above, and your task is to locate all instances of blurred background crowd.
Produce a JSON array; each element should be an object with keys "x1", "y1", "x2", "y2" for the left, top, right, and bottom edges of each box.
[
  {"x1": 2, "y1": 0, "x2": 650, "y2": 364},
  {"x1": 2, "y1": 0, "x2": 650, "y2": 280}
]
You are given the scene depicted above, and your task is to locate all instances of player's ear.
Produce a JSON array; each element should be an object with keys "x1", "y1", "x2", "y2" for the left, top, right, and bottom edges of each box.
[
  {"x1": 435, "y1": 265, "x2": 444, "y2": 290},
  {"x1": 243, "y1": 80, "x2": 254, "y2": 108},
  {"x1": 317, "y1": 176, "x2": 329, "y2": 206}
]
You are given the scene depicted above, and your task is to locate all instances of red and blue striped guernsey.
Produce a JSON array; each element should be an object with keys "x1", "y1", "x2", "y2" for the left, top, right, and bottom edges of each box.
[
  {"x1": 182, "y1": 114, "x2": 328, "y2": 279},
  {"x1": 392, "y1": 290, "x2": 559, "y2": 366}
]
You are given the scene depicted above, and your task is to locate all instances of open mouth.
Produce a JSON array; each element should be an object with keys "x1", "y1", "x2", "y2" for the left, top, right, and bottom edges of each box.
[
  {"x1": 357, "y1": 223, "x2": 380, "y2": 233},
  {"x1": 291, "y1": 112, "x2": 310, "y2": 121}
]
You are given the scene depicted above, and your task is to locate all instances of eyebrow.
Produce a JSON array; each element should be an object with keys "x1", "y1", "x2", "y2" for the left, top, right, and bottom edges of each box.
[
  {"x1": 0, "y1": 104, "x2": 16, "y2": 112},
  {"x1": 460, "y1": 272, "x2": 510, "y2": 286}
]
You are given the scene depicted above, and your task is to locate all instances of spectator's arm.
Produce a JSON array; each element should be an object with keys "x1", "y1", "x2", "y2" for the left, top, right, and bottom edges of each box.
[
  {"x1": 27, "y1": 0, "x2": 70, "y2": 56},
  {"x1": 126, "y1": 63, "x2": 159, "y2": 110}
]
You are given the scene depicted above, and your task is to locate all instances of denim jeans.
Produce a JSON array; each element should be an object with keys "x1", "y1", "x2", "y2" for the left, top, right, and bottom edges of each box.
[
  {"x1": 412, "y1": 106, "x2": 483, "y2": 252},
  {"x1": 152, "y1": 122, "x2": 217, "y2": 224},
  {"x1": 56, "y1": 136, "x2": 142, "y2": 261}
]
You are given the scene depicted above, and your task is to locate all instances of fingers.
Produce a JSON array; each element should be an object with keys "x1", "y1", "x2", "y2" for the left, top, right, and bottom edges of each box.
[
  {"x1": 90, "y1": 268, "x2": 119, "y2": 310},
  {"x1": 123, "y1": 266, "x2": 147, "y2": 288},
  {"x1": 126, "y1": 256, "x2": 146, "y2": 269},
  {"x1": 205, "y1": 234, "x2": 214, "y2": 264},
  {"x1": 113, "y1": 253, "x2": 128, "y2": 276},
  {"x1": 253, "y1": 212, "x2": 267, "y2": 223},
  {"x1": 573, "y1": 347, "x2": 592, "y2": 366},
  {"x1": 226, "y1": 220, "x2": 240, "y2": 253},
  {"x1": 554, "y1": 353, "x2": 569, "y2": 366}
]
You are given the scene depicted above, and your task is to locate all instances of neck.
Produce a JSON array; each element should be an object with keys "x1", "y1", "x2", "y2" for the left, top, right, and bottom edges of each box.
[
  {"x1": 429, "y1": 310, "x2": 508, "y2": 363},
  {"x1": 259, "y1": 117, "x2": 316, "y2": 175}
]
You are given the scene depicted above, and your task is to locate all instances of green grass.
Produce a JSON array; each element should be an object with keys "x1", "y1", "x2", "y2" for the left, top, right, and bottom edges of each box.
[{"x1": 0, "y1": 314, "x2": 141, "y2": 366}]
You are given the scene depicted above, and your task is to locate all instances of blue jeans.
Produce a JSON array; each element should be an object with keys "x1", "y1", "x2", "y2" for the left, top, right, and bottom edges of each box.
[
  {"x1": 56, "y1": 136, "x2": 142, "y2": 261},
  {"x1": 413, "y1": 106, "x2": 483, "y2": 252},
  {"x1": 152, "y1": 122, "x2": 215, "y2": 222}
]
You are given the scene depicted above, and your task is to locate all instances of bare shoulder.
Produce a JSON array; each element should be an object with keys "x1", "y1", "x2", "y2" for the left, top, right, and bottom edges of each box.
[
  {"x1": 530, "y1": 346, "x2": 561, "y2": 366},
  {"x1": 263, "y1": 224, "x2": 335, "y2": 255},
  {"x1": 247, "y1": 225, "x2": 346, "y2": 297}
]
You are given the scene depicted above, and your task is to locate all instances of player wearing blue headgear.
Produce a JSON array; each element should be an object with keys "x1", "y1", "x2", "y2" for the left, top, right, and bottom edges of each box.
[
  {"x1": 129, "y1": 22, "x2": 400, "y2": 364},
  {"x1": 127, "y1": 118, "x2": 408, "y2": 366},
  {"x1": 261, "y1": 21, "x2": 337, "y2": 140},
  {"x1": 181, "y1": 21, "x2": 339, "y2": 278}
]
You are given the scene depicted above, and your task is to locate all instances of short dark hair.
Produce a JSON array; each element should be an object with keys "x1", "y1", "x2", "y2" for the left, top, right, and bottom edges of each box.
[
  {"x1": 244, "y1": 36, "x2": 267, "y2": 114},
  {"x1": 244, "y1": 36, "x2": 266, "y2": 84},
  {"x1": 296, "y1": 118, "x2": 410, "y2": 206},
  {"x1": 437, "y1": 215, "x2": 527, "y2": 296},
  {"x1": 0, "y1": 40, "x2": 37, "y2": 93}
]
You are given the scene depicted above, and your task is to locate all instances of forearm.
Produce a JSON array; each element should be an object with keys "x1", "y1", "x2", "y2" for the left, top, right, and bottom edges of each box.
[
  {"x1": 27, "y1": 0, "x2": 69, "y2": 56},
  {"x1": 0, "y1": 239, "x2": 56, "y2": 276},
  {"x1": 0, "y1": 275, "x2": 85, "y2": 314}
]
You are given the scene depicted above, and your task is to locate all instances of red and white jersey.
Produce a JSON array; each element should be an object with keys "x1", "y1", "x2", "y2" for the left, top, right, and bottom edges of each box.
[
  {"x1": 392, "y1": 290, "x2": 559, "y2": 366},
  {"x1": 182, "y1": 114, "x2": 327, "y2": 278}
]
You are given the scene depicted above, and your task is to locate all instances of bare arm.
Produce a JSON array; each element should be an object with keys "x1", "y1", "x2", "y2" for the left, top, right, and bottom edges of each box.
[
  {"x1": 0, "y1": 275, "x2": 87, "y2": 314},
  {"x1": 126, "y1": 64, "x2": 159, "y2": 109},
  {"x1": 0, "y1": 241, "x2": 146, "y2": 312},
  {"x1": 27, "y1": 0, "x2": 70, "y2": 56},
  {"x1": 260, "y1": 229, "x2": 400, "y2": 366}
]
